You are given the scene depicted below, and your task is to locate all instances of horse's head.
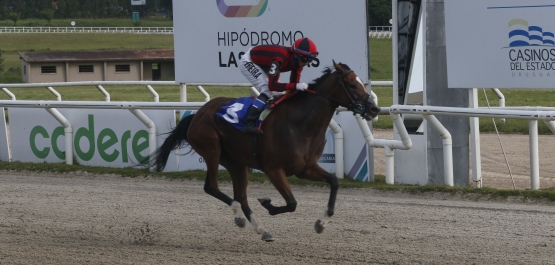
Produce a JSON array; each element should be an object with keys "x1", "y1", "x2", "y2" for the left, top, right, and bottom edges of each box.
[{"x1": 324, "y1": 61, "x2": 380, "y2": 120}]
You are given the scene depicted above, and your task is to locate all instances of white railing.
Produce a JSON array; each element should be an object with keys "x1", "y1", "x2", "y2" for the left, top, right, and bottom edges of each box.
[
  {"x1": 369, "y1": 26, "x2": 393, "y2": 39},
  {"x1": 1, "y1": 81, "x2": 389, "y2": 178},
  {"x1": 369, "y1": 26, "x2": 392, "y2": 32},
  {"x1": 2, "y1": 81, "x2": 552, "y2": 189},
  {"x1": 4, "y1": 26, "x2": 394, "y2": 34},
  {"x1": 389, "y1": 105, "x2": 555, "y2": 190},
  {"x1": 0, "y1": 79, "x2": 389, "y2": 178},
  {"x1": 0, "y1": 27, "x2": 174, "y2": 34},
  {"x1": 1, "y1": 26, "x2": 393, "y2": 38}
]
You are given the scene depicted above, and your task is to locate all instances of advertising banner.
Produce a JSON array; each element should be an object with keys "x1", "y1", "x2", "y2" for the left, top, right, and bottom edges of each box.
[
  {"x1": 445, "y1": 0, "x2": 555, "y2": 88},
  {"x1": 173, "y1": 0, "x2": 369, "y2": 84},
  {"x1": 8, "y1": 108, "x2": 178, "y2": 171},
  {"x1": 7, "y1": 107, "x2": 370, "y2": 181}
]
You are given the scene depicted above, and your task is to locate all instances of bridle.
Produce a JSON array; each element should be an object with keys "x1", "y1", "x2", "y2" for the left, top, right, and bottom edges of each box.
[{"x1": 306, "y1": 70, "x2": 369, "y2": 116}]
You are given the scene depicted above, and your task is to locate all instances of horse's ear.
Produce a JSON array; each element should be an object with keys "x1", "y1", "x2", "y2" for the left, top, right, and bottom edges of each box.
[{"x1": 333, "y1": 60, "x2": 344, "y2": 73}]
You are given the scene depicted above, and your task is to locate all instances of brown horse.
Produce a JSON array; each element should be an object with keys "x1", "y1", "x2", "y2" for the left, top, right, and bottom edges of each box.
[{"x1": 152, "y1": 61, "x2": 380, "y2": 241}]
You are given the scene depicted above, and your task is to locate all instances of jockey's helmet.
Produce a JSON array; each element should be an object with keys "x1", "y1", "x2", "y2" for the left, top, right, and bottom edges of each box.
[{"x1": 293, "y1": 37, "x2": 319, "y2": 63}]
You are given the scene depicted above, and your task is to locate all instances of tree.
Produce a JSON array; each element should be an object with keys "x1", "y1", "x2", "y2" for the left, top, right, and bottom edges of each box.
[
  {"x1": 0, "y1": 1, "x2": 8, "y2": 20},
  {"x1": 160, "y1": 0, "x2": 172, "y2": 18},
  {"x1": 55, "y1": 0, "x2": 81, "y2": 18},
  {"x1": 8, "y1": 12, "x2": 20, "y2": 26},
  {"x1": 39, "y1": 9, "x2": 56, "y2": 26},
  {"x1": 368, "y1": 0, "x2": 392, "y2": 26}
]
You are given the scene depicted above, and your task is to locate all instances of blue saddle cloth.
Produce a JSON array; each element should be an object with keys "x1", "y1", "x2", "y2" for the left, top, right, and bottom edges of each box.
[{"x1": 216, "y1": 97, "x2": 264, "y2": 131}]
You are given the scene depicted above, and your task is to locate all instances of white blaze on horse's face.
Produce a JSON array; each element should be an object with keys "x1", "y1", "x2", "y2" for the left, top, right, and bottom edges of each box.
[
  {"x1": 353, "y1": 76, "x2": 369, "y2": 93},
  {"x1": 356, "y1": 77, "x2": 364, "y2": 87},
  {"x1": 355, "y1": 76, "x2": 380, "y2": 120}
]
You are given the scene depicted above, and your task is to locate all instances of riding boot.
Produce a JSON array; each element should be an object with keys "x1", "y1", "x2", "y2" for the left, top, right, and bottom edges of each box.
[{"x1": 243, "y1": 93, "x2": 269, "y2": 134}]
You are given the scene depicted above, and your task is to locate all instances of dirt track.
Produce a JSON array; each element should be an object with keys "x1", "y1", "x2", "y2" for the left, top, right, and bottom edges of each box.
[
  {"x1": 2, "y1": 131, "x2": 555, "y2": 264},
  {"x1": 2, "y1": 170, "x2": 555, "y2": 265}
]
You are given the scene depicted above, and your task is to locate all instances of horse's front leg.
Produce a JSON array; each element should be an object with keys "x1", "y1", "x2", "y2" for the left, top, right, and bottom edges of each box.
[{"x1": 295, "y1": 165, "x2": 339, "y2": 234}]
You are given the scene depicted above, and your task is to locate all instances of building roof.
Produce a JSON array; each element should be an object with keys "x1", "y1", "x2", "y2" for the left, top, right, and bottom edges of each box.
[{"x1": 19, "y1": 49, "x2": 174, "y2": 62}]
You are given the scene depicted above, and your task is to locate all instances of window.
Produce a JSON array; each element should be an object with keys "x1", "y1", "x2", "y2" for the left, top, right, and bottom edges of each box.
[
  {"x1": 115, "y1": 64, "x2": 130, "y2": 73},
  {"x1": 23, "y1": 66, "x2": 26, "y2": 75},
  {"x1": 79, "y1": 65, "x2": 94, "y2": 73},
  {"x1": 41, "y1": 65, "x2": 56, "y2": 74}
]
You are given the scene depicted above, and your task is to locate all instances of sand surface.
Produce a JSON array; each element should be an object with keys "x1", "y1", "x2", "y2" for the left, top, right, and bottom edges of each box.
[
  {"x1": 2, "y1": 169, "x2": 555, "y2": 264},
  {"x1": 2, "y1": 130, "x2": 555, "y2": 264}
]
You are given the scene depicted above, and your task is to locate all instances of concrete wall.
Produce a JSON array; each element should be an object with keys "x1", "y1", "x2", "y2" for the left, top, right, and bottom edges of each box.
[
  {"x1": 29, "y1": 63, "x2": 66, "y2": 83},
  {"x1": 23, "y1": 60, "x2": 175, "y2": 83},
  {"x1": 66, "y1": 62, "x2": 104, "y2": 82},
  {"x1": 104, "y1": 62, "x2": 141, "y2": 81}
]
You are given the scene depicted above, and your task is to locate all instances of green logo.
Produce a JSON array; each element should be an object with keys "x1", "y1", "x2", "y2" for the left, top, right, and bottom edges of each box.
[{"x1": 30, "y1": 114, "x2": 148, "y2": 163}]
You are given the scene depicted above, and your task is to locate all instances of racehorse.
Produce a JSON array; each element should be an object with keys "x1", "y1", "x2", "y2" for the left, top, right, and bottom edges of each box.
[{"x1": 151, "y1": 61, "x2": 380, "y2": 241}]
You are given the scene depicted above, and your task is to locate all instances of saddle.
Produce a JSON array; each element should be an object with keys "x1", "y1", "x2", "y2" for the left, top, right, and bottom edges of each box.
[{"x1": 216, "y1": 91, "x2": 298, "y2": 131}]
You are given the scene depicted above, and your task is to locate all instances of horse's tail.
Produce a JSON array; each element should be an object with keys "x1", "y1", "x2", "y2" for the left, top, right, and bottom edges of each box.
[{"x1": 152, "y1": 114, "x2": 195, "y2": 172}]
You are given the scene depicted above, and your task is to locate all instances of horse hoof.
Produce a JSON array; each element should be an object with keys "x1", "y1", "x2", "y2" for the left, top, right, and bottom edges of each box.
[
  {"x1": 314, "y1": 219, "x2": 325, "y2": 234},
  {"x1": 234, "y1": 217, "x2": 247, "y2": 228},
  {"x1": 257, "y1": 198, "x2": 271, "y2": 206},
  {"x1": 261, "y1": 232, "x2": 275, "y2": 242}
]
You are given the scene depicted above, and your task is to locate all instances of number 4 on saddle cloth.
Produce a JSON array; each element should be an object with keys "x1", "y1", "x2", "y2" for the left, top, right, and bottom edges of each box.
[{"x1": 215, "y1": 92, "x2": 295, "y2": 132}]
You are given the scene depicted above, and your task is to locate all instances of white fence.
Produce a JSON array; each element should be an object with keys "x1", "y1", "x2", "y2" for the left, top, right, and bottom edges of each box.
[
  {"x1": 0, "y1": 27, "x2": 173, "y2": 34},
  {"x1": 388, "y1": 104, "x2": 555, "y2": 190},
  {"x1": 368, "y1": 26, "x2": 392, "y2": 39},
  {"x1": 0, "y1": 81, "x2": 388, "y2": 180},
  {"x1": 1, "y1": 26, "x2": 394, "y2": 38},
  {"x1": 2, "y1": 81, "x2": 552, "y2": 189}
]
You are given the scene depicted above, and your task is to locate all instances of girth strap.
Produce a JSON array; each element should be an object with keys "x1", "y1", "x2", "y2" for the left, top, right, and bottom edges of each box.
[{"x1": 252, "y1": 134, "x2": 264, "y2": 172}]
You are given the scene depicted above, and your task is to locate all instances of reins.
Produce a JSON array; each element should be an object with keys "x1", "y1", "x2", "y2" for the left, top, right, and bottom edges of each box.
[{"x1": 305, "y1": 70, "x2": 369, "y2": 115}]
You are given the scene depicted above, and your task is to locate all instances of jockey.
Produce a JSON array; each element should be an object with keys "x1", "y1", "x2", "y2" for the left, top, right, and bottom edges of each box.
[{"x1": 239, "y1": 37, "x2": 319, "y2": 134}]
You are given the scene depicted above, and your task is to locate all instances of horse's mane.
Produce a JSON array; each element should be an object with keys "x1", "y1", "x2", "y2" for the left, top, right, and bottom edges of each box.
[{"x1": 308, "y1": 63, "x2": 351, "y2": 90}]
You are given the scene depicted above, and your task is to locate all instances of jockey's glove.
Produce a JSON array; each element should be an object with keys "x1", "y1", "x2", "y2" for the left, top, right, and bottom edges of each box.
[{"x1": 296, "y1": 83, "x2": 309, "y2": 91}]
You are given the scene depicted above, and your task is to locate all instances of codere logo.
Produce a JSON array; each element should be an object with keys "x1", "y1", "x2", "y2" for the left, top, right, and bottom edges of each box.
[
  {"x1": 29, "y1": 114, "x2": 149, "y2": 163},
  {"x1": 216, "y1": 0, "x2": 268, "y2": 17}
]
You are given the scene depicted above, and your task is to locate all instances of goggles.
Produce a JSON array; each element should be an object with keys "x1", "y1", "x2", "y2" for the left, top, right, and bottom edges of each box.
[
  {"x1": 298, "y1": 54, "x2": 315, "y2": 63},
  {"x1": 297, "y1": 53, "x2": 316, "y2": 63}
]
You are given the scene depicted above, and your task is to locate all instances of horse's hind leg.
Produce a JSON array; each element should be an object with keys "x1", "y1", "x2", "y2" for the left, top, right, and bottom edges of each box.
[
  {"x1": 202, "y1": 158, "x2": 234, "y2": 205},
  {"x1": 220, "y1": 155, "x2": 274, "y2": 242},
  {"x1": 223, "y1": 162, "x2": 249, "y2": 228},
  {"x1": 295, "y1": 165, "x2": 339, "y2": 234},
  {"x1": 258, "y1": 169, "x2": 298, "y2": 215},
  {"x1": 188, "y1": 132, "x2": 236, "y2": 213}
]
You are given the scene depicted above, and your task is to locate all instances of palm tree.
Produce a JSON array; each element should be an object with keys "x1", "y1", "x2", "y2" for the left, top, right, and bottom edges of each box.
[
  {"x1": 8, "y1": 12, "x2": 20, "y2": 26},
  {"x1": 40, "y1": 9, "x2": 56, "y2": 26}
]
